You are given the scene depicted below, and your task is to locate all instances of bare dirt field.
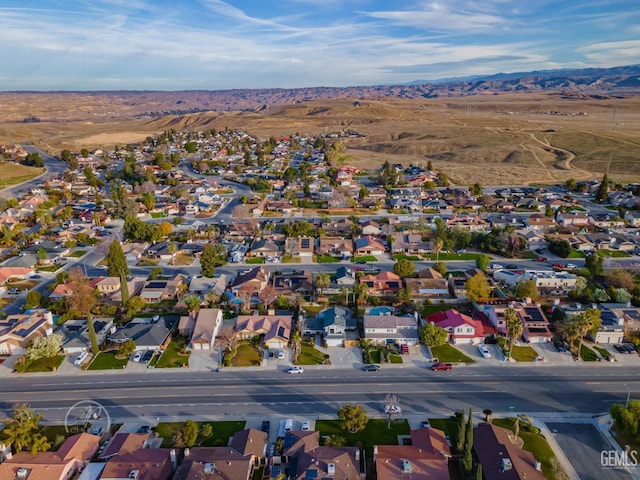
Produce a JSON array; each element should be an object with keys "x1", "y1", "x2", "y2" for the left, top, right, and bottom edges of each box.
[
  {"x1": 0, "y1": 162, "x2": 44, "y2": 186},
  {"x1": 1, "y1": 91, "x2": 639, "y2": 185}
]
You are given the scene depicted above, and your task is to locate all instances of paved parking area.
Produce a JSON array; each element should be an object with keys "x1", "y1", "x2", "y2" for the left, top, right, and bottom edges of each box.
[
  {"x1": 536, "y1": 343, "x2": 576, "y2": 365},
  {"x1": 547, "y1": 423, "x2": 633, "y2": 480}
]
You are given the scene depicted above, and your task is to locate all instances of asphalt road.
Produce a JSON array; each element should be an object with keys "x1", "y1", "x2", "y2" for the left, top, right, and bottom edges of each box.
[
  {"x1": 0, "y1": 145, "x2": 68, "y2": 200},
  {"x1": 2, "y1": 365, "x2": 639, "y2": 422}
]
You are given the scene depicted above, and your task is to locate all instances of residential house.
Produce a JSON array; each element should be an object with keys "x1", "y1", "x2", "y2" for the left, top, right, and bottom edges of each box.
[
  {"x1": 234, "y1": 314, "x2": 292, "y2": 349},
  {"x1": 359, "y1": 271, "x2": 402, "y2": 296},
  {"x1": 557, "y1": 212, "x2": 589, "y2": 229},
  {"x1": 405, "y1": 268, "x2": 450, "y2": 299},
  {"x1": 0, "y1": 266, "x2": 35, "y2": 284},
  {"x1": 229, "y1": 267, "x2": 270, "y2": 298},
  {"x1": 374, "y1": 426, "x2": 451, "y2": 480},
  {"x1": 474, "y1": 423, "x2": 544, "y2": 480},
  {"x1": 317, "y1": 237, "x2": 353, "y2": 258},
  {"x1": 304, "y1": 306, "x2": 357, "y2": 347},
  {"x1": 322, "y1": 218, "x2": 353, "y2": 236},
  {"x1": 188, "y1": 273, "x2": 228, "y2": 297},
  {"x1": 100, "y1": 433, "x2": 149, "y2": 460},
  {"x1": 108, "y1": 316, "x2": 176, "y2": 351},
  {"x1": 425, "y1": 309, "x2": 485, "y2": 345},
  {"x1": 493, "y1": 269, "x2": 577, "y2": 293},
  {"x1": 600, "y1": 303, "x2": 640, "y2": 336},
  {"x1": 138, "y1": 274, "x2": 187, "y2": 303},
  {"x1": 248, "y1": 238, "x2": 281, "y2": 259},
  {"x1": 625, "y1": 211, "x2": 640, "y2": 227},
  {"x1": 282, "y1": 431, "x2": 362, "y2": 480},
  {"x1": 285, "y1": 236, "x2": 314, "y2": 258},
  {"x1": 122, "y1": 242, "x2": 147, "y2": 264},
  {"x1": 180, "y1": 308, "x2": 223, "y2": 350},
  {"x1": 0, "y1": 309, "x2": 54, "y2": 355},
  {"x1": 272, "y1": 271, "x2": 314, "y2": 297},
  {"x1": 225, "y1": 220, "x2": 259, "y2": 240},
  {"x1": 363, "y1": 312, "x2": 420, "y2": 345},
  {"x1": 174, "y1": 429, "x2": 267, "y2": 480},
  {"x1": 60, "y1": 317, "x2": 115, "y2": 354},
  {"x1": 0, "y1": 433, "x2": 100, "y2": 480},
  {"x1": 587, "y1": 233, "x2": 635, "y2": 252},
  {"x1": 589, "y1": 213, "x2": 625, "y2": 229},
  {"x1": 561, "y1": 303, "x2": 626, "y2": 344},
  {"x1": 361, "y1": 220, "x2": 381, "y2": 236},
  {"x1": 100, "y1": 448, "x2": 174, "y2": 480},
  {"x1": 390, "y1": 232, "x2": 430, "y2": 254},
  {"x1": 446, "y1": 215, "x2": 489, "y2": 232},
  {"x1": 354, "y1": 235, "x2": 386, "y2": 256}
]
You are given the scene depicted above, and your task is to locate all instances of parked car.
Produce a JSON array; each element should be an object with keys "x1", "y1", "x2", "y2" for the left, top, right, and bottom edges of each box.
[
  {"x1": 477, "y1": 344, "x2": 492, "y2": 359},
  {"x1": 261, "y1": 420, "x2": 271, "y2": 435},
  {"x1": 614, "y1": 344, "x2": 628, "y2": 354},
  {"x1": 505, "y1": 264, "x2": 519, "y2": 270},
  {"x1": 301, "y1": 421, "x2": 311, "y2": 431},
  {"x1": 7, "y1": 288, "x2": 19, "y2": 295},
  {"x1": 420, "y1": 420, "x2": 431, "y2": 428},
  {"x1": 431, "y1": 362, "x2": 453, "y2": 371},
  {"x1": 553, "y1": 340, "x2": 568, "y2": 352},
  {"x1": 565, "y1": 263, "x2": 577, "y2": 269},
  {"x1": 362, "y1": 364, "x2": 381, "y2": 372},
  {"x1": 552, "y1": 263, "x2": 564, "y2": 269},
  {"x1": 74, "y1": 351, "x2": 89, "y2": 366},
  {"x1": 534, "y1": 257, "x2": 547, "y2": 262},
  {"x1": 286, "y1": 366, "x2": 304, "y2": 374},
  {"x1": 132, "y1": 351, "x2": 143, "y2": 362},
  {"x1": 277, "y1": 349, "x2": 286, "y2": 359},
  {"x1": 89, "y1": 425, "x2": 104, "y2": 436},
  {"x1": 490, "y1": 264, "x2": 503, "y2": 270},
  {"x1": 401, "y1": 344, "x2": 409, "y2": 354},
  {"x1": 137, "y1": 425, "x2": 151, "y2": 434},
  {"x1": 141, "y1": 350, "x2": 154, "y2": 363}
]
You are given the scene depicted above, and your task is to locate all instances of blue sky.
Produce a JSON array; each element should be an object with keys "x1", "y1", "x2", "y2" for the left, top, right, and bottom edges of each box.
[{"x1": 1, "y1": 0, "x2": 638, "y2": 90}]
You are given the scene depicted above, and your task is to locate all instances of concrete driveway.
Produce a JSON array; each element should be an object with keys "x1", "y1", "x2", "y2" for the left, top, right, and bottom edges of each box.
[{"x1": 189, "y1": 349, "x2": 219, "y2": 371}]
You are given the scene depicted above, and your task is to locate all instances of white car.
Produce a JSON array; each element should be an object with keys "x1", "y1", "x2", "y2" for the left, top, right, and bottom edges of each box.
[
  {"x1": 132, "y1": 351, "x2": 143, "y2": 362},
  {"x1": 301, "y1": 421, "x2": 311, "y2": 431},
  {"x1": 277, "y1": 350, "x2": 286, "y2": 359},
  {"x1": 478, "y1": 344, "x2": 492, "y2": 359},
  {"x1": 490, "y1": 263, "x2": 503, "y2": 270},
  {"x1": 286, "y1": 366, "x2": 304, "y2": 374},
  {"x1": 74, "y1": 351, "x2": 88, "y2": 365}
]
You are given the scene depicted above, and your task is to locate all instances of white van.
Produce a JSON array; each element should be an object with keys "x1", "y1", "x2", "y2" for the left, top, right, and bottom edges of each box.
[
  {"x1": 284, "y1": 418, "x2": 294, "y2": 432},
  {"x1": 490, "y1": 263, "x2": 503, "y2": 270}
]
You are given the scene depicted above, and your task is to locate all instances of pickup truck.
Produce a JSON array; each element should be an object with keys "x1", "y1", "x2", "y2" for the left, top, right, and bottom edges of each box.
[{"x1": 431, "y1": 362, "x2": 453, "y2": 371}]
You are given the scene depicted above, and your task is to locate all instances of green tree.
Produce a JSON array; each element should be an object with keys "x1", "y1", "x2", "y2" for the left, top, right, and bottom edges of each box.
[
  {"x1": 200, "y1": 244, "x2": 218, "y2": 278},
  {"x1": 463, "y1": 408, "x2": 474, "y2": 473},
  {"x1": 126, "y1": 296, "x2": 146, "y2": 317},
  {"x1": 606, "y1": 269, "x2": 635, "y2": 290},
  {"x1": 456, "y1": 411, "x2": 466, "y2": 453},
  {"x1": 26, "y1": 333, "x2": 63, "y2": 361},
  {"x1": 107, "y1": 240, "x2": 130, "y2": 305},
  {"x1": 393, "y1": 258, "x2": 415, "y2": 278},
  {"x1": 595, "y1": 173, "x2": 609, "y2": 203},
  {"x1": 182, "y1": 419, "x2": 199, "y2": 447},
  {"x1": 470, "y1": 182, "x2": 483, "y2": 197},
  {"x1": 548, "y1": 239, "x2": 571, "y2": 258},
  {"x1": 585, "y1": 253, "x2": 604, "y2": 278},
  {"x1": 184, "y1": 294, "x2": 202, "y2": 312},
  {"x1": 338, "y1": 404, "x2": 369, "y2": 433},
  {"x1": 476, "y1": 254, "x2": 490, "y2": 271},
  {"x1": 60, "y1": 149, "x2": 72, "y2": 162},
  {"x1": 420, "y1": 323, "x2": 448, "y2": 346},
  {"x1": 354, "y1": 282, "x2": 369, "y2": 305},
  {"x1": 149, "y1": 267, "x2": 163, "y2": 280},
  {"x1": 573, "y1": 309, "x2": 601, "y2": 359},
  {"x1": 323, "y1": 435, "x2": 346, "y2": 447},
  {"x1": 505, "y1": 307, "x2": 522, "y2": 361},
  {"x1": 465, "y1": 273, "x2": 491, "y2": 301},
  {"x1": 1, "y1": 404, "x2": 51, "y2": 454},
  {"x1": 167, "y1": 241, "x2": 177, "y2": 266},
  {"x1": 565, "y1": 178, "x2": 576, "y2": 191},
  {"x1": 80, "y1": 148, "x2": 90, "y2": 158},
  {"x1": 185, "y1": 141, "x2": 198, "y2": 153},
  {"x1": 67, "y1": 269, "x2": 99, "y2": 354},
  {"x1": 314, "y1": 272, "x2": 330, "y2": 297},
  {"x1": 433, "y1": 261, "x2": 447, "y2": 276},
  {"x1": 515, "y1": 279, "x2": 539, "y2": 301},
  {"x1": 25, "y1": 290, "x2": 43, "y2": 309},
  {"x1": 117, "y1": 339, "x2": 136, "y2": 358},
  {"x1": 141, "y1": 192, "x2": 156, "y2": 211},
  {"x1": 611, "y1": 400, "x2": 640, "y2": 438}
]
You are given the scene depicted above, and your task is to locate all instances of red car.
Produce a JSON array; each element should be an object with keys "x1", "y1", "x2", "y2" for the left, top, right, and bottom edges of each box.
[
  {"x1": 534, "y1": 257, "x2": 547, "y2": 262},
  {"x1": 431, "y1": 362, "x2": 453, "y2": 371},
  {"x1": 552, "y1": 263, "x2": 564, "y2": 269}
]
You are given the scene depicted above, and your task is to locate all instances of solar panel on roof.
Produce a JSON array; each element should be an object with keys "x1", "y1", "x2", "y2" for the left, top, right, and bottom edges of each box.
[
  {"x1": 305, "y1": 470, "x2": 318, "y2": 479},
  {"x1": 146, "y1": 281, "x2": 167, "y2": 289}
]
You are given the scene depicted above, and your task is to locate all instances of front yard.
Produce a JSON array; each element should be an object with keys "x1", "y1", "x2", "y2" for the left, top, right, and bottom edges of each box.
[
  {"x1": 296, "y1": 341, "x2": 330, "y2": 365},
  {"x1": 155, "y1": 420, "x2": 247, "y2": 448},
  {"x1": 497, "y1": 337, "x2": 540, "y2": 362},
  {"x1": 430, "y1": 344, "x2": 474, "y2": 363},
  {"x1": 13, "y1": 354, "x2": 65, "y2": 373},
  {"x1": 229, "y1": 343, "x2": 262, "y2": 367},
  {"x1": 316, "y1": 419, "x2": 410, "y2": 459},
  {"x1": 156, "y1": 337, "x2": 191, "y2": 368},
  {"x1": 87, "y1": 351, "x2": 129, "y2": 370}
]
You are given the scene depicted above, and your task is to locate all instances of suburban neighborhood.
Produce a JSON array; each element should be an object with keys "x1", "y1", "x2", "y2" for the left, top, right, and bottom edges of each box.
[{"x1": 1, "y1": 130, "x2": 639, "y2": 480}]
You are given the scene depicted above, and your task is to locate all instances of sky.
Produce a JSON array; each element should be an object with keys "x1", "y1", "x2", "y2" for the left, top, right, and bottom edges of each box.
[{"x1": 0, "y1": 0, "x2": 639, "y2": 91}]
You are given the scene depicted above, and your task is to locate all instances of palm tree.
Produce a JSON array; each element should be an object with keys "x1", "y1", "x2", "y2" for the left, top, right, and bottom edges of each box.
[
  {"x1": 168, "y1": 242, "x2": 177, "y2": 266},
  {"x1": 504, "y1": 307, "x2": 522, "y2": 361},
  {"x1": 433, "y1": 237, "x2": 444, "y2": 263},
  {"x1": 314, "y1": 272, "x2": 330, "y2": 298},
  {"x1": 354, "y1": 282, "x2": 369, "y2": 305},
  {"x1": 291, "y1": 329, "x2": 302, "y2": 362},
  {"x1": 574, "y1": 309, "x2": 601, "y2": 360}
]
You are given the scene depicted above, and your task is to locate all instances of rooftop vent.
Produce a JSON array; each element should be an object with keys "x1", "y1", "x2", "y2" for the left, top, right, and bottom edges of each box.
[
  {"x1": 402, "y1": 460, "x2": 411, "y2": 473},
  {"x1": 204, "y1": 463, "x2": 215, "y2": 474},
  {"x1": 129, "y1": 470, "x2": 139, "y2": 480},
  {"x1": 502, "y1": 458, "x2": 513, "y2": 471},
  {"x1": 327, "y1": 462, "x2": 336, "y2": 475}
]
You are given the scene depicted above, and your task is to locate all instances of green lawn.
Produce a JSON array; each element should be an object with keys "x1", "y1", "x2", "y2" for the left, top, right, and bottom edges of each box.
[
  {"x1": 136, "y1": 257, "x2": 159, "y2": 266},
  {"x1": 173, "y1": 254, "x2": 194, "y2": 266},
  {"x1": 281, "y1": 254, "x2": 301, "y2": 264},
  {"x1": 423, "y1": 252, "x2": 482, "y2": 261},
  {"x1": 67, "y1": 250, "x2": 87, "y2": 258},
  {"x1": 155, "y1": 420, "x2": 247, "y2": 448},
  {"x1": 363, "y1": 348, "x2": 382, "y2": 364},
  {"x1": 518, "y1": 251, "x2": 538, "y2": 259},
  {"x1": 567, "y1": 250, "x2": 587, "y2": 258},
  {"x1": 297, "y1": 341, "x2": 329, "y2": 365},
  {"x1": 317, "y1": 254, "x2": 341, "y2": 263},
  {"x1": 430, "y1": 344, "x2": 474, "y2": 363},
  {"x1": 593, "y1": 345, "x2": 611, "y2": 360},
  {"x1": 577, "y1": 341, "x2": 598, "y2": 362},
  {"x1": 40, "y1": 425, "x2": 74, "y2": 448},
  {"x1": 246, "y1": 257, "x2": 266, "y2": 264},
  {"x1": 388, "y1": 353, "x2": 403, "y2": 364},
  {"x1": 302, "y1": 305, "x2": 324, "y2": 317},
  {"x1": 598, "y1": 249, "x2": 631, "y2": 258},
  {"x1": 510, "y1": 345, "x2": 540, "y2": 362},
  {"x1": 492, "y1": 418, "x2": 563, "y2": 480},
  {"x1": 156, "y1": 338, "x2": 191, "y2": 368},
  {"x1": 150, "y1": 212, "x2": 167, "y2": 218},
  {"x1": 392, "y1": 254, "x2": 420, "y2": 261},
  {"x1": 316, "y1": 419, "x2": 410, "y2": 458},
  {"x1": 230, "y1": 343, "x2": 262, "y2": 367},
  {"x1": 13, "y1": 354, "x2": 65, "y2": 373},
  {"x1": 422, "y1": 304, "x2": 459, "y2": 316},
  {"x1": 88, "y1": 351, "x2": 129, "y2": 370},
  {"x1": 353, "y1": 255, "x2": 378, "y2": 262},
  {"x1": 36, "y1": 265, "x2": 62, "y2": 272}
]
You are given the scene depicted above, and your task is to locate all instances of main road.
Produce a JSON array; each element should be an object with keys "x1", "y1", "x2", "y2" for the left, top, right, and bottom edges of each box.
[{"x1": 2, "y1": 365, "x2": 638, "y2": 422}]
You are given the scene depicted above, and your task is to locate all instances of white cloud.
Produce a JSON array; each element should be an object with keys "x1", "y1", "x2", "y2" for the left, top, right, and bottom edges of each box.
[{"x1": 580, "y1": 40, "x2": 640, "y2": 64}]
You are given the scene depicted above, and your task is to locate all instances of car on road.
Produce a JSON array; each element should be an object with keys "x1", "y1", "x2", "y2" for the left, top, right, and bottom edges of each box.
[
  {"x1": 362, "y1": 364, "x2": 381, "y2": 372},
  {"x1": 132, "y1": 351, "x2": 143, "y2": 362},
  {"x1": 301, "y1": 421, "x2": 311, "y2": 431},
  {"x1": 505, "y1": 264, "x2": 519, "y2": 270},
  {"x1": 552, "y1": 263, "x2": 564, "y2": 269},
  {"x1": 96, "y1": 265, "x2": 108, "y2": 271},
  {"x1": 490, "y1": 264, "x2": 503, "y2": 270},
  {"x1": 534, "y1": 256, "x2": 547, "y2": 262},
  {"x1": 137, "y1": 425, "x2": 151, "y2": 434},
  {"x1": 478, "y1": 344, "x2": 492, "y2": 359},
  {"x1": 74, "y1": 351, "x2": 89, "y2": 365},
  {"x1": 431, "y1": 362, "x2": 453, "y2": 371},
  {"x1": 286, "y1": 366, "x2": 304, "y2": 374},
  {"x1": 566, "y1": 263, "x2": 577, "y2": 269}
]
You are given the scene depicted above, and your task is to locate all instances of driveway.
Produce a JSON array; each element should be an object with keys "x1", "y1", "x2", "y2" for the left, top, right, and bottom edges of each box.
[
  {"x1": 547, "y1": 423, "x2": 633, "y2": 480},
  {"x1": 189, "y1": 349, "x2": 219, "y2": 371}
]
